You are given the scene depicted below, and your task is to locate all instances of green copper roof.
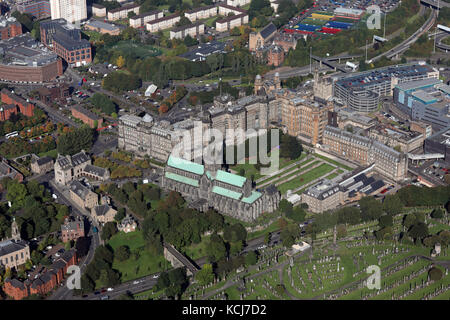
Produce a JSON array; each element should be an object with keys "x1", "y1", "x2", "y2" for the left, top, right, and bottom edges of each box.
[
  {"x1": 165, "y1": 172, "x2": 199, "y2": 187},
  {"x1": 215, "y1": 170, "x2": 246, "y2": 187},
  {"x1": 212, "y1": 186, "x2": 242, "y2": 200},
  {"x1": 242, "y1": 191, "x2": 262, "y2": 204},
  {"x1": 167, "y1": 156, "x2": 204, "y2": 175}
]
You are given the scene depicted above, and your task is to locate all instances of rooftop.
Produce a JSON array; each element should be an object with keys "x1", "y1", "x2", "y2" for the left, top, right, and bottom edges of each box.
[
  {"x1": 0, "y1": 33, "x2": 59, "y2": 67},
  {"x1": 86, "y1": 20, "x2": 120, "y2": 32},
  {"x1": 167, "y1": 156, "x2": 204, "y2": 175}
]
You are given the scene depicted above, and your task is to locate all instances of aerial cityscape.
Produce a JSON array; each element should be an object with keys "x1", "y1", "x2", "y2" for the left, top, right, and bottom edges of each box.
[{"x1": 0, "y1": 0, "x2": 449, "y2": 308}]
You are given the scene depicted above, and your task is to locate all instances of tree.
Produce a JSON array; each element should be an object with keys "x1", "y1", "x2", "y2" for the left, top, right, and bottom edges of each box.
[
  {"x1": 359, "y1": 197, "x2": 383, "y2": 221},
  {"x1": 116, "y1": 56, "x2": 126, "y2": 68},
  {"x1": 403, "y1": 214, "x2": 417, "y2": 229},
  {"x1": 279, "y1": 199, "x2": 293, "y2": 216},
  {"x1": 428, "y1": 267, "x2": 443, "y2": 281},
  {"x1": 336, "y1": 224, "x2": 347, "y2": 239},
  {"x1": 115, "y1": 245, "x2": 130, "y2": 261},
  {"x1": 382, "y1": 194, "x2": 403, "y2": 215},
  {"x1": 379, "y1": 214, "x2": 393, "y2": 228},
  {"x1": 206, "y1": 234, "x2": 227, "y2": 262},
  {"x1": 195, "y1": 263, "x2": 214, "y2": 286},
  {"x1": 431, "y1": 208, "x2": 444, "y2": 219},
  {"x1": 101, "y1": 222, "x2": 118, "y2": 241},
  {"x1": 6, "y1": 181, "x2": 27, "y2": 208},
  {"x1": 57, "y1": 125, "x2": 94, "y2": 155},
  {"x1": 245, "y1": 250, "x2": 258, "y2": 266},
  {"x1": 280, "y1": 229, "x2": 295, "y2": 247},
  {"x1": 80, "y1": 274, "x2": 95, "y2": 293},
  {"x1": 114, "y1": 208, "x2": 126, "y2": 222},
  {"x1": 408, "y1": 222, "x2": 429, "y2": 241}
]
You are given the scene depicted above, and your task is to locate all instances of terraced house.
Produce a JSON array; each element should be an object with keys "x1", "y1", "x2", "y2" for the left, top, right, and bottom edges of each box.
[{"x1": 161, "y1": 156, "x2": 280, "y2": 222}]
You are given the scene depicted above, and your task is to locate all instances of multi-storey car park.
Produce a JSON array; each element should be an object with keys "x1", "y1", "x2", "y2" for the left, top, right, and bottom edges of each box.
[{"x1": 333, "y1": 62, "x2": 439, "y2": 113}]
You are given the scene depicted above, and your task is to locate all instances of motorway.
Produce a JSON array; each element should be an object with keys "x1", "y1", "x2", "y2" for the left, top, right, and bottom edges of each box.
[{"x1": 371, "y1": 8, "x2": 437, "y2": 62}]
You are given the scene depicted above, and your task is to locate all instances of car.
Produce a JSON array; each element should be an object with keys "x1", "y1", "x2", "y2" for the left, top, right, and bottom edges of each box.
[
  {"x1": 133, "y1": 280, "x2": 140, "y2": 285},
  {"x1": 101, "y1": 288, "x2": 107, "y2": 293},
  {"x1": 55, "y1": 253, "x2": 60, "y2": 257},
  {"x1": 152, "y1": 274, "x2": 159, "y2": 279},
  {"x1": 107, "y1": 287, "x2": 114, "y2": 291},
  {"x1": 94, "y1": 291, "x2": 100, "y2": 295},
  {"x1": 100, "y1": 295, "x2": 109, "y2": 300},
  {"x1": 82, "y1": 294, "x2": 88, "y2": 298}
]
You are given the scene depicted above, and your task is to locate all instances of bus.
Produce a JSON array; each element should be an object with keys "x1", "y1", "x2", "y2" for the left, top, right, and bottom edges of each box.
[{"x1": 5, "y1": 131, "x2": 19, "y2": 139}]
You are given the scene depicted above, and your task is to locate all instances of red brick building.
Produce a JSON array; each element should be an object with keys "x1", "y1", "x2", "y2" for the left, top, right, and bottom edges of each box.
[
  {"x1": 61, "y1": 217, "x2": 85, "y2": 243},
  {"x1": 36, "y1": 84, "x2": 70, "y2": 105},
  {"x1": 2, "y1": 250, "x2": 78, "y2": 300},
  {"x1": 40, "y1": 19, "x2": 92, "y2": 67},
  {"x1": 3, "y1": 279, "x2": 29, "y2": 300},
  {"x1": 71, "y1": 105, "x2": 103, "y2": 128},
  {"x1": 267, "y1": 46, "x2": 284, "y2": 67},
  {"x1": 0, "y1": 18, "x2": 22, "y2": 40},
  {"x1": 0, "y1": 89, "x2": 35, "y2": 120}
]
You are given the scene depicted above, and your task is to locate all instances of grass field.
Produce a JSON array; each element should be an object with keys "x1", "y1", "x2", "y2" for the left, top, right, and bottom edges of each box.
[
  {"x1": 38, "y1": 149, "x2": 58, "y2": 159},
  {"x1": 256, "y1": 157, "x2": 314, "y2": 186},
  {"x1": 181, "y1": 236, "x2": 210, "y2": 261},
  {"x1": 107, "y1": 231, "x2": 168, "y2": 283},
  {"x1": 313, "y1": 153, "x2": 353, "y2": 171},
  {"x1": 109, "y1": 40, "x2": 162, "y2": 58},
  {"x1": 277, "y1": 163, "x2": 335, "y2": 194}
]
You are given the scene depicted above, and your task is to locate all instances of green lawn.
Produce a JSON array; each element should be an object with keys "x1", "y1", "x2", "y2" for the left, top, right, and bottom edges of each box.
[
  {"x1": 313, "y1": 153, "x2": 353, "y2": 171},
  {"x1": 38, "y1": 149, "x2": 58, "y2": 159},
  {"x1": 107, "y1": 231, "x2": 168, "y2": 283},
  {"x1": 247, "y1": 220, "x2": 280, "y2": 241},
  {"x1": 324, "y1": 171, "x2": 339, "y2": 180},
  {"x1": 109, "y1": 40, "x2": 162, "y2": 58},
  {"x1": 277, "y1": 163, "x2": 335, "y2": 194},
  {"x1": 181, "y1": 236, "x2": 210, "y2": 261}
]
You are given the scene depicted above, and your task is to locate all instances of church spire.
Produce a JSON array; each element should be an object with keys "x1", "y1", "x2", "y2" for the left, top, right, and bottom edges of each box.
[{"x1": 11, "y1": 217, "x2": 20, "y2": 241}]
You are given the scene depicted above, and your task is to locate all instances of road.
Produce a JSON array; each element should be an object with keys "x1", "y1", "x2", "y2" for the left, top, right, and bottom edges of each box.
[
  {"x1": 371, "y1": 8, "x2": 437, "y2": 62},
  {"x1": 33, "y1": 100, "x2": 80, "y2": 128},
  {"x1": 47, "y1": 179, "x2": 101, "y2": 300},
  {"x1": 67, "y1": 228, "x2": 283, "y2": 300}
]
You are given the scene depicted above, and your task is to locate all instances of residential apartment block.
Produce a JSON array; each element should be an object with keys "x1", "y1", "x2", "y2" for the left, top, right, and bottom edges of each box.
[
  {"x1": 17, "y1": 0, "x2": 51, "y2": 19},
  {"x1": 215, "y1": 12, "x2": 248, "y2": 32},
  {"x1": 226, "y1": 0, "x2": 251, "y2": 7},
  {"x1": 184, "y1": 5, "x2": 217, "y2": 22},
  {"x1": 129, "y1": 10, "x2": 163, "y2": 28},
  {"x1": 170, "y1": 22, "x2": 205, "y2": 40},
  {"x1": 92, "y1": 3, "x2": 106, "y2": 17},
  {"x1": 146, "y1": 14, "x2": 180, "y2": 32},
  {"x1": 49, "y1": 0, "x2": 87, "y2": 23},
  {"x1": 107, "y1": 3, "x2": 140, "y2": 21}
]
